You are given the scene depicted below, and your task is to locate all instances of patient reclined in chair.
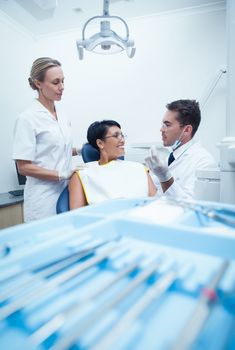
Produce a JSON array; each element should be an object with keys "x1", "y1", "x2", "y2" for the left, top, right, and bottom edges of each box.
[{"x1": 68, "y1": 120, "x2": 156, "y2": 210}]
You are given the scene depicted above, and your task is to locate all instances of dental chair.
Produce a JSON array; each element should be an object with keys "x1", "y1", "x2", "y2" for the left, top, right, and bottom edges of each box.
[
  {"x1": 56, "y1": 185, "x2": 70, "y2": 214},
  {"x1": 56, "y1": 143, "x2": 124, "y2": 214},
  {"x1": 56, "y1": 144, "x2": 100, "y2": 214},
  {"x1": 81, "y1": 143, "x2": 100, "y2": 163},
  {"x1": 81, "y1": 142, "x2": 124, "y2": 162}
]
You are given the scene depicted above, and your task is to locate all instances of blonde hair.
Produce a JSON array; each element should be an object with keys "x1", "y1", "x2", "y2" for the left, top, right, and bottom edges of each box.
[{"x1": 28, "y1": 57, "x2": 61, "y2": 91}]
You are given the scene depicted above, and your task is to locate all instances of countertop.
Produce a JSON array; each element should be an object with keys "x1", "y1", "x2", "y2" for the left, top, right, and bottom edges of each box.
[{"x1": 0, "y1": 192, "x2": 23, "y2": 208}]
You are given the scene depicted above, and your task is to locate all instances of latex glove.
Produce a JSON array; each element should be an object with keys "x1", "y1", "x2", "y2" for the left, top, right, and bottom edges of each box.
[
  {"x1": 58, "y1": 169, "x2": 75, "y2": 181},
  {"x1": 75, "y1": 147, "x2": 82, "y2": 156},
  {"x1": 145, "y1": 146, "x2": 172, "y2": 182},
  {"x1": 59, "y1": 164, "x2": 89, "y2": 180}
]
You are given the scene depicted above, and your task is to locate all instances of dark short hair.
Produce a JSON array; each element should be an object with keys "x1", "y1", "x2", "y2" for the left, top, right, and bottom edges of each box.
[
  {"x1": 87, "y1": 120, "x2": 121, "y2": 150},
  {"x1": 166, "y1": 99, "x2": 201, "y2": 137}
]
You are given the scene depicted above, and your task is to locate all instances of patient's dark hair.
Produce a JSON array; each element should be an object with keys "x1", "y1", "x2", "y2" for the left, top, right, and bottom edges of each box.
[{"x1": 87, "y1": 120, "x2": 121, "y2": 150}]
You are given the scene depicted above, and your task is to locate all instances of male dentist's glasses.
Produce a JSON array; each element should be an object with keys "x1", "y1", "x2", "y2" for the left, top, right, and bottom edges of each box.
[{"x1": 103, "y1": 132, "x2": 127, "y2": 140}]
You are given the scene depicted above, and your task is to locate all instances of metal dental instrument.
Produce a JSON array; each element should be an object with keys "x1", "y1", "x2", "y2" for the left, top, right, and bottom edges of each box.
[
  {"x1": 30, "y1": 257, "x2": 143, "y2": 346},
  {"x1": 92, "y1": 267, "x2": 180, "y2": 350},
  {"x1": 0, "y1": 243, "x2": 122, "y2": 322},
  {"x1": 0, "y1": 244, "x2": 11, "y2": 257},
  {"x1": 50, "y1": 257, "x2": 165, "y2": 350},
  {"x1": 194, "y1": 205, "x2": 235, "y2": 228},
  {"x1": 0, "y1": 234, "x2": 120, "y2": 284},
  {"x1": 0, "y1": 239, "x2": 111, "y2": 302},
  {"x1": 171, "y1": 260, "x2": 229, "y2": 350},
  {"x1": 0, "y1": 227, "x2": 76, "y2": 258},
  {"x1": 0, "y1": 228, "x2": 86, "y2": 271},
  {"x1": 164, "y1": 198, "x2": 235, "y2": 228}
]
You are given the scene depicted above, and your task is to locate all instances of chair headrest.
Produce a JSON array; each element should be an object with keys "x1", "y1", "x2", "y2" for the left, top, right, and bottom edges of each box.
[{"x1": 81, "y1": 143, "x2": 100, "y2": 163}]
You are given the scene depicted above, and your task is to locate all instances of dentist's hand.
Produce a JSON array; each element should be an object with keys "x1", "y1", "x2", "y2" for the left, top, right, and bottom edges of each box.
[
  {"x1": 145, "y1": 146, "x2": 172, "y2": 182},
  {"x1": 58, "y1": 165, "x2": 87, "y2": 181},
  {"x1": 58, "y1": 169, "x2": 75, "y2": 181}
]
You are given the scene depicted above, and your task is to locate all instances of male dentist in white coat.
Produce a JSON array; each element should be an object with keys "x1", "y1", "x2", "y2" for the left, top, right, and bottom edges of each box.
[{"x1": 145, "y1": 99, "x2": 216, "y2": 200}]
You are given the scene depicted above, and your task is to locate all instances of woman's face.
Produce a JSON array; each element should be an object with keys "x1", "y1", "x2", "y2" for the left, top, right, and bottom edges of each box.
[
  {"x1": 99, "y1": 126, "x2": 125, "y2": 159},
  {"x1": 37, "y1": 66, "x2": 64, "y2": 102}
]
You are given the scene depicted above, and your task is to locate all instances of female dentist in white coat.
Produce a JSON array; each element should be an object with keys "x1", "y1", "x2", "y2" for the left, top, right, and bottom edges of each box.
[{"x1": 13, "y1": 57, "x2": 79, "y2": 222}]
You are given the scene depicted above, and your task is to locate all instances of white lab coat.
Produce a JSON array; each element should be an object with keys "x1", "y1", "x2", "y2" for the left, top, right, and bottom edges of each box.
[
  {"x1": 12, "y1": 99, "x2": 72, "y2": 222},
  {"x1": 151, "y1": 140, "x2": 216, "y2": 200},
  {"x1": 77, "y1": 160, "x2": 149, "y2": 204}
]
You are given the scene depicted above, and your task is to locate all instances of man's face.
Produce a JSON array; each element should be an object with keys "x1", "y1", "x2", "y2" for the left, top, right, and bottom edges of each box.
[{"x1": 160, "y1": 110, "x2": 184, "y2": 147}]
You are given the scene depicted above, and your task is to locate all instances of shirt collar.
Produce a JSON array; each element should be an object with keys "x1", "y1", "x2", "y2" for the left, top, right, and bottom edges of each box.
[
  {"x1": 31, "y1": 98, "x2": 58, "y2": 115},
  {"x1": 31, "y1": 98, "x2": 49, "y2": 112},
  {"x1": 172, "y1": 139, "x2": 194, "y2": 160}
]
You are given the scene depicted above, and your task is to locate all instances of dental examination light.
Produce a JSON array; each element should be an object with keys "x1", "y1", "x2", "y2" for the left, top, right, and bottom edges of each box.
[{"x1": 76, "y1": 0, "x2": 136, "y2": 59}]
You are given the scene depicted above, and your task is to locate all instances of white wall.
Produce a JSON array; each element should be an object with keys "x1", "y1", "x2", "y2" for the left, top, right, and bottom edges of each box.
[
  {"x1": 0, "y1": 5, "x2": 226, "y2": 193},
  {"x1": 226, "y1": 0, "x2": 235, "y2": 136},
  {"x1": 37, "y1": 6, "x2": 226, "y2": 157},
  {"x1": 0, "y1": 12, "x2": 37, "y2": 193}
]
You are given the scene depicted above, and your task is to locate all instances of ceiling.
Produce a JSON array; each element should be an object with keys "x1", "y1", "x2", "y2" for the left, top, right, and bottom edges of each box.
[{"x1": 0, "y1": 0, "x2": 225, "y2": 37}]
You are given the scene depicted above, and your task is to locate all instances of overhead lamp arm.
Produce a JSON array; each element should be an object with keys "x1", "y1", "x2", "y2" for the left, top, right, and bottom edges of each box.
[
  {"x1": 103, "y1": 0, "x2": 110, "y2": 16},
  {"x1": 200, "y1": 67, "x2": 226, "y2": 110},
  {"x1": 81, "y1": 15, "x2": 130, "y2": 41},
  {"x1": 76, "y1": 0, "x2": 136, "y2": 59}
]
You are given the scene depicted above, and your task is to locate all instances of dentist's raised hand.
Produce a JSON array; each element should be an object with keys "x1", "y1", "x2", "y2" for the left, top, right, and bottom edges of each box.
[{"x1": 145, "y1": 146, "x2": 172, "y2": 182}]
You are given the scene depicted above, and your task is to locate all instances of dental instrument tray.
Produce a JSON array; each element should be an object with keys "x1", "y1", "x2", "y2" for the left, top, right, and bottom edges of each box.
[{"x1": 0, "y1": 197, "x2": 235, "y2": 350}]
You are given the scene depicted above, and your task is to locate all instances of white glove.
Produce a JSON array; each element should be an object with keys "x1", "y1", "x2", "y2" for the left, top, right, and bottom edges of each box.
[
  {"x1": 145, "y1": 146, "x2": 172, "y2": 182},
  {"x1": 58, "y1": 165, "x2": 88, "y2": 181},
  {"x1": 58, "y1": 169, "x2": 75, "y2": 181},
  {"x1": 75, "y1": 147, "x2": 82, "y2": 156}
]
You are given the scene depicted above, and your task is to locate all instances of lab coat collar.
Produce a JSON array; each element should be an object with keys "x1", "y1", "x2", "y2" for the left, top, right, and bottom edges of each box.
[
  {"x1": 172, "y1": 139, "x2": 195, "y2": 160},
  {"x1": 32, "y1": 98, "x2": 55, "y2": 114}
]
